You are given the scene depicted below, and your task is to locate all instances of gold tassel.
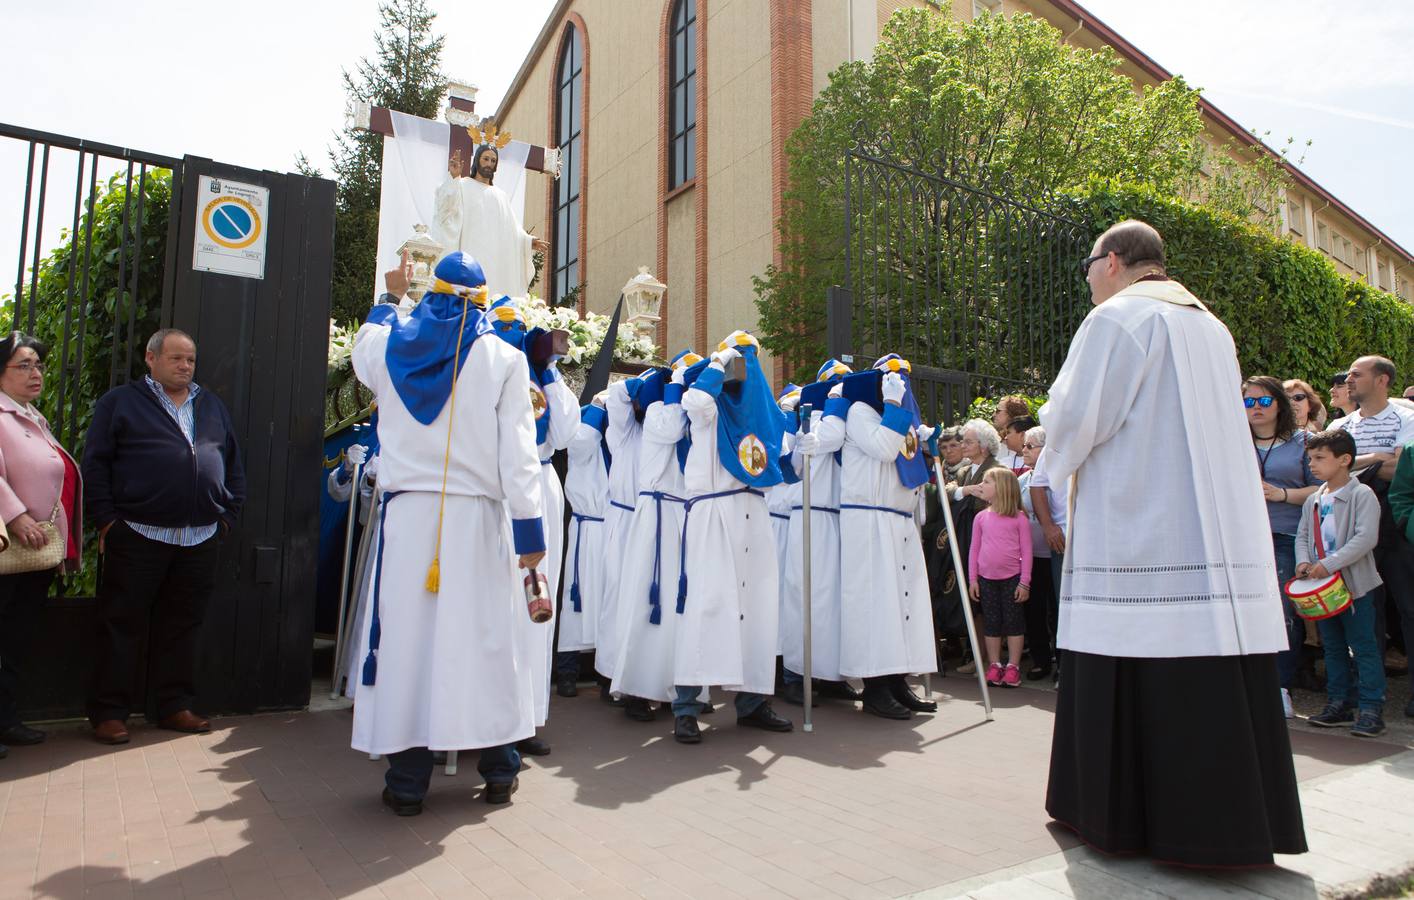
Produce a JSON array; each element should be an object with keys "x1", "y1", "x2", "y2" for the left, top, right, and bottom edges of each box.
[{"x1": 424, "y1": 557, "x2": 441, "y2": 593}]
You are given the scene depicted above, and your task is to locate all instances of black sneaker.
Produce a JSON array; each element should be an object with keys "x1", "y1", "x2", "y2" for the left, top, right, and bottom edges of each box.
[
  {"x1": 381, "y1": 787, "x2": 423, "y2": 817},
  {"x1": 737, "y1": 701, "x2": 793, "y2": 732},
  {"x1": 674, "y1": 715, "x2": 702, "y2": 744},
  {"x1": 623, "y1": 697, "x2": 656, "y2": 722},
  {"x1": 1351, "y1": 711, "x2": 1386, "y2": 738},
  {"x1": 485, "y1": 777, "x2": 519, "y2": 805},
  {"x1": 1308, "y1": 704, "x2": 1356, "y2": 728}
]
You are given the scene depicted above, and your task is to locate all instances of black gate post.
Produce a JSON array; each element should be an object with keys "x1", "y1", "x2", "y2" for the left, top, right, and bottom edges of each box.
[
  {"x1": 826, "y1": 285, "x2": 853, "y2": 365},
  {"x1": 165, "y1": 157, "x2": 335, "y2": 713}
]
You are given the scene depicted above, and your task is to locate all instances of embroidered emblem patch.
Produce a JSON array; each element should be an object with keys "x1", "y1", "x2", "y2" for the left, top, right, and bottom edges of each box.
[
  {"x1": 737, "y1": 434, "x2": 767, "y2": 476},
  {"x1": 530, "y1": 383, "x2": 548, "y2": 419},
  {"x1": 902, "y1": 427, "x2": 919, "y2": 459}
]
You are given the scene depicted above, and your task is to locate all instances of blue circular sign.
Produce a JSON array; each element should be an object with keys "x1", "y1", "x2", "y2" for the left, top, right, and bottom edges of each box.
[{"x1": 212, "y1": 203, "x2": 253, "y2": 241}]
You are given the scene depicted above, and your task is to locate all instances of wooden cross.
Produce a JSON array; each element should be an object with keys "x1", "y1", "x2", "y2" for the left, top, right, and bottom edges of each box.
[{"x1": 347, "y1": 81, "x2": 560, "y2": 177}]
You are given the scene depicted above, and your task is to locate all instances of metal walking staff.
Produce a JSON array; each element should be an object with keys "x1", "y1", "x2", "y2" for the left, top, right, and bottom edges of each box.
[
  {"x1": 330, "y1": 458, "x2": 364, "y2": 700},
  {"x1": 798, "y1": 403, "x2": 815, "y2": 733},
  {"x1": 929, "y1": 433, "x2": 993, "y2": 721}
]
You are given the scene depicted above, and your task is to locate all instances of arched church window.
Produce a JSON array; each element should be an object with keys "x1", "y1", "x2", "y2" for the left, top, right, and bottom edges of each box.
[
  {"x1": 552, "y1": 25, "x2": 583, "y2": 303},
  {"x1": 668, "y1": 0, "x2": 696, "y2": 190}
]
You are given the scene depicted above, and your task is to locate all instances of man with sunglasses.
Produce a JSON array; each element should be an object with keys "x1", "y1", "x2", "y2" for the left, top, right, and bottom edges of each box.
[{"x1": 1041, "y1": 220, "x2": 1304, "y2": 866}]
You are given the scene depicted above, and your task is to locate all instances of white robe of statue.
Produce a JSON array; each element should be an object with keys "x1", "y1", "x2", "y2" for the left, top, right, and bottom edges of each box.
[
  {"x1": 837, "y1": 403, "x2": 937, "y2": 679},
  {"x1": 433, "y1": 175, "x2": 535, "y2": 300},
  {"x1": 560, "y1": 417, "x2": 610, "y2": 652},
  {"x1": 349, "y1": 319, "x2": 545, "y2": 755},
  {"x1": 674, "y1": 367, "x2": 780, "y2": 694},
  {"x1": 1039, "y1": 279, "x2": 1286, "y2": 659},
  {"x1": 520, "y1": 376, "x2": 580, "y2": 726},
  {"x1": 611, "y1": 391, "x2": 691, "y2": 702},
  {"x1": 594, "y1": 379, "x2": 643, "y2": 679},
  {"x1": 782, "y1": 410, "x2": 847, "y2": 679}
]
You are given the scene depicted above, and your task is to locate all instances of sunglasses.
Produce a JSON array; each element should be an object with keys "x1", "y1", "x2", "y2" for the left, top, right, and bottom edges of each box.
[
  {"x1": 1244, "y1": 396, "x2": 1275, "y2": 409},
  {"x1": 1080, "y1": 252, "x2": 1107, "y2": 275},
  {"x1": 1287, "y1": 393, "x2": 1308, "y2": 402},
  {"x1": 1022, "y1": 442, "x2": 1042, "y2": 450}
]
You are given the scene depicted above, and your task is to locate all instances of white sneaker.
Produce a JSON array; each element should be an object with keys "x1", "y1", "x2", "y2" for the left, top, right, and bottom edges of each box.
[{"x1": 1281, "y1": 688, "x2": 1294, "y2": 719}]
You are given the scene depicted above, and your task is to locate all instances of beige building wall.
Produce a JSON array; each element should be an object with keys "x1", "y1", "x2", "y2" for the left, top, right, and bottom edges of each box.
[{"x1": 665, "y1": 192, "x2": 697, "y2": 354}]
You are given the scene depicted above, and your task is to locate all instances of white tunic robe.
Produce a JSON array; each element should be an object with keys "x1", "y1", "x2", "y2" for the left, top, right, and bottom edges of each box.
[
  {"x1": 611, "y1": 397, "x2": 691, "y2": 702},
  {"x1": 1039, "y1": 279, "x2": 1286, "y2": 658},
  {"x1": 674, "y1": 372, "x2": 780, "y2": 694},
  {"x1": 520, "y1": 377, "x2": 580, "y2": 726},
  {"x1": 782, "y1": 410, "x2": 847, "y2": 679},
  {"x1": 765, "y1": 440, "x2": 799, "y2": 655},
  {"x1": 838, "y1": 403, "x2": 937, "y2": 679},
  {"x1": 349, "y1": 320, "x2": 544, "y2": 755},
  {"x1": 433, "y1": 176, "x2": 535, "y2": 300},
  {"x1": 594, "y1": 380, "x2": 643, "y2": 679},
  {"x1": 560, "y1": 419, "x2": 610, "y2": 652}
]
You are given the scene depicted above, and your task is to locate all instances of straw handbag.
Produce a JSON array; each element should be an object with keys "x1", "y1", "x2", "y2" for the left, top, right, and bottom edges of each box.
[{"x1": 0, "y1": 503, "x2": 63, "y2": 574}]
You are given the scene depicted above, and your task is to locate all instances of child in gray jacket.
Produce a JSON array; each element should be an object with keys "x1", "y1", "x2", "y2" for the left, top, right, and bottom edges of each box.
[{"x1": 1295, "y1": 429, "x2": 1385, "y2": 737}]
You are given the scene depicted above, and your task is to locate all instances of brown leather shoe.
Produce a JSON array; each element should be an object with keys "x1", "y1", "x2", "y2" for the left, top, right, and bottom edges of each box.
[
  {"x1": 93, "y1": 720, "x2": 131, "y2": 745},
  {"x1": 158, "y1": 710, "x2": 210, "y2": 734}
]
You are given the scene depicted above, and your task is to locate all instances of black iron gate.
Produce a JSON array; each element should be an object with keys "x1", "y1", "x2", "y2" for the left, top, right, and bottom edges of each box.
[
  {"x1": 826, "y1": 134, "x2": 1093, "y2": 424},
  {"x1": 3, "y1": 122, "x2": 334, "y2": 718}
]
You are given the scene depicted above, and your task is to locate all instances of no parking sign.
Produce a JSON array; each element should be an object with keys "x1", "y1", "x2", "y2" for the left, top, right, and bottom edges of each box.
[{"x1": 193, "y1": 175, "x2": 269, "y2": 279}]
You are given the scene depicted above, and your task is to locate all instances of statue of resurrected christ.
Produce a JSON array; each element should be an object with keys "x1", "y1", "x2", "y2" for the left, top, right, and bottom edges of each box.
[{"x1": 433, "y1": 126, "x2": 549, "y2": 300}]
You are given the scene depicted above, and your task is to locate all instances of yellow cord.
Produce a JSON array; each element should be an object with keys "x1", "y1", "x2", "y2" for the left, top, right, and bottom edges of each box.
[{"x1": 426, "y1": 295, "x2": 472, "y2": 594}]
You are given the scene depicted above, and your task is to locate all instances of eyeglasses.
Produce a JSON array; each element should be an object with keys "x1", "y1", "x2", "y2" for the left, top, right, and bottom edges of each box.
[
  {"x1": 1244, "y1": 396, "x2": 1274, "y2": 409},
  {"x1": 1080, "y1": 252, "x2": 1107, "y2": 275},
  {"x1": 5, "y1": 362, "x2": 44, "y2": 374},
  {"x1": 1287, "y1": 393, "x2": 1308, "y2": 402},
  {"x1": 1022, "y1": 442, "x2": 1042, "y2": 450}
]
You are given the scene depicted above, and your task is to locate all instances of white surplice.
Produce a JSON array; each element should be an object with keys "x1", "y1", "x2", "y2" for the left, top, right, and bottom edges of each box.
[
  {"x1": 560, "y1": 419, "x2": 610, "y2": 652},
  {"x1": 594, "y1": 379, "x2": 643, "y2": 679},
  {"x1": 520, "y1": 376, "x2": 580, "y2": 726},
  {"x1": 837, "y1": 403, "x2": 937, "y2": 679},
  {"x1": 1039, "y1": 279, "x2": 1286, "y2": 658},
  {"x1": 781, "y1": 411, "x2": 847, "y2": 679},
  {"x1": 349, "y1": 320, "x2": 544, "y2": 755},
  {"x1": 433, "y1": 176, "x2": 535, "y2": 300},
  {"x1": 611, "y1": 395, "x2": 691, "y2": 702},
  {"x1": 765, "y1": 432, "x2": 799, "y2": 655},
  {"x1": 674, "y1": 370, "x2": 780, "y2": 694}
]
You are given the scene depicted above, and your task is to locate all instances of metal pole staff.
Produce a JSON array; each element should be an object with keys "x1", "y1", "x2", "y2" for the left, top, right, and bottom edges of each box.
[
  {"x1": 329, "y1": 458, "x2": 363, "y2": 700},
  {"x1": 930, "y1": 436, "x2": 993, "y2": 721},
  {"x1": 798, "y1": 403, "x2": 814, "y2": 733}
]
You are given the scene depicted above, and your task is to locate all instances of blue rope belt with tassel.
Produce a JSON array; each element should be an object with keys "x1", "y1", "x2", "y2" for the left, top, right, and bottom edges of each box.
[
  {"x1": 609, "y1": 499, "x2": 635, "y2": 513},
  {"x1": 674, "y1": 486, "x2": 765, "y2": 615},
  {"x1": 568, "y1": 511, "x2": 605, "y2": 613},
  {"x1": 637, "y1": 490, "x2": 686, "y2": 624},
  {"x1": 791, "y1": 504, "x2": 840, "y2": 514},
  {"x1": 361, "y1": 489, "x2": 408, "y2": 687},
  {"x1": 840, "y1": 502, "x2": 913, "y2": 519}
]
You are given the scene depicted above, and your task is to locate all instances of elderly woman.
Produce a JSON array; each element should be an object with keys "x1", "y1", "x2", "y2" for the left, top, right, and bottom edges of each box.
[
  {"x1": 1245, "y1": 376, "x2": 1320, "y2": 718},
  {"x1": 0, "y1": 332, "x2": 83, "y2": 758},
  {"x1": 1283, "y1": 379, "x2": 1327, "y2": 433}
]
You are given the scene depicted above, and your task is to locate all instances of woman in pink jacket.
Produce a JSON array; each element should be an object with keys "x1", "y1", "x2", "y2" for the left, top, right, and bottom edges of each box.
[{"x1": 0, "y1": 332, "x2": 83, "y2": 759}]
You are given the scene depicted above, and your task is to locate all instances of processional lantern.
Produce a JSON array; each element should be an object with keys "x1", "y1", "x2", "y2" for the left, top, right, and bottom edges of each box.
[
  {"x1": 396, "y1": 224, "x2": 443, "y2": 301},
  {"x1": 621, "y1": 266, "x2": 666, "y2": 338}
]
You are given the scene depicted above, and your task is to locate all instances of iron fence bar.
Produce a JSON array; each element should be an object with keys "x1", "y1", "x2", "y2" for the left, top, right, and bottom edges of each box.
[
  {"x1": 0, "y1": 121, "x2": 181, "y2": 170},
  {"x1": 12, "y1": 141, "x2": 35, "y2": 333},
  {"x1": 123, "y1": 164, "x2": 147, "y2": 384},
  {"x1": 66, "y1": 154, "x2": 100, "y2": 447},
  {"x1": 26, "y1": 144, "x2": 50, "y2": 335},
  {"x1": 53, "y1": 151, "x2": 88, "y2": 447},
  {"x1": 109, "y1": 161, "x2": 135, "y2": 390}
]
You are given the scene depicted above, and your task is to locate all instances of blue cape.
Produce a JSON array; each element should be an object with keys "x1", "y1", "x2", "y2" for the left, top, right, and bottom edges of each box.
[
  {"x1": 635, "y1": 367, "x2": 693, "y2": 470},
  {"x1": 692, "y1": 345, "x2": 784, "y2": 489},
  {"x1": 490, "y1": 319, "x2": 557, "y2": 446},
  {"x1": 840, "y1": 369, "x2": 929, "y2": 490},
  {"x1": 376, "y1": 255, "x2": 492, "y2": 425},
  {"x1": 581, "y1": 404, "x2": 611, "y2": 474}
]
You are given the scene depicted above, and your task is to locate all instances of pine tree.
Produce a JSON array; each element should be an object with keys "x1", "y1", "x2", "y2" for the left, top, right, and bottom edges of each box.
[{"x1": 300, "y1": 0, "x2": 445, "y2": 324}]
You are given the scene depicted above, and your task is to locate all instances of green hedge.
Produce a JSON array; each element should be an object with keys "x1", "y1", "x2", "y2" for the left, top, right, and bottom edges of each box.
[{"x1": 1069, "y1": 179, "x2": 1414, "y2": 387}]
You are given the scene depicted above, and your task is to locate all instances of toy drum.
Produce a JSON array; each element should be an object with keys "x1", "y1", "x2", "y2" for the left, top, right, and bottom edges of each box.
[{"x1": 1285, "y1": 573, "x2": 1353, "y2": 621}]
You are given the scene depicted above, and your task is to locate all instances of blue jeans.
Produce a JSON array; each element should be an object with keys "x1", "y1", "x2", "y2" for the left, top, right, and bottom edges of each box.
[
  {"x1": 1317, "y1": 591, "x2": 1386, "y2": 712},
  {"x1": 782, "y1": 668, "x2": 803, "y2": 686},
  {"x1": 1271, "y1": 533, "x2": 1306, "y2": 689},
  {"x1": 554, "y1": 650, "x2": 580, "y2": 677},
  {"x1": 673, "y1": 685, "x2": 762, "y2": 718},
  {"x1": 385, "y1": 744, "x2": 520, "y2": 801}
]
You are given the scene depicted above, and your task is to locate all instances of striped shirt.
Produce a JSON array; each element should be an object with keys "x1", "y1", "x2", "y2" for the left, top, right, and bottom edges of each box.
[{"x1": 126, "y1": 376, "x2": 219, "y2": 547}]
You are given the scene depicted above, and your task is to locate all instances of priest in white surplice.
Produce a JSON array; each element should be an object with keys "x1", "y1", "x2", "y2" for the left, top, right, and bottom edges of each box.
[
  {"x1": 1041, "y1": 220, "x2": 1306, "y2": 865},
  {"x1": 433, "y1": 144, "x2": 542, "y2": 300},
  {"x1": 349, "y1": 252, "x2": 546, "y2": 814}
]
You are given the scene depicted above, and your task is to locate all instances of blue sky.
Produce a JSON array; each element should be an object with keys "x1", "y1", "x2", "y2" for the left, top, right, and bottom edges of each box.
[{"x1": 1, "y1": 0, "x2": 1409, "y2": 270}]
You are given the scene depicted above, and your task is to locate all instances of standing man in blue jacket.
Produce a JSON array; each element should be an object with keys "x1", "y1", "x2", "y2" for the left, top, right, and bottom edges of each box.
[{"x1": 81, "y1": 329, "x2": 246, "y2": 745}]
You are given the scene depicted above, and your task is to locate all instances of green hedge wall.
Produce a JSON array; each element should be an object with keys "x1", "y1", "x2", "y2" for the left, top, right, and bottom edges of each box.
[{"x1": 1069, "y1": 179, "x2": 1414, "y2": 387}]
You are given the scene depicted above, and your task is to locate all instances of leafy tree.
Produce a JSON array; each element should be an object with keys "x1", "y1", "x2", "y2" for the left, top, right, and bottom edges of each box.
[
  {"x1": 299, "y1": 0, "x2": 446, "y2": 325},
  {"x1": 754, "y1": 7, "x2": 1284, "y2": 381}
]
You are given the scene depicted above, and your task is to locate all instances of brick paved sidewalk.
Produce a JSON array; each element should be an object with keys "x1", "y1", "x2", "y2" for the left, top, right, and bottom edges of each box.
[{"x1": 0, "y1": 678, "x2": 1404, "y2": 899}]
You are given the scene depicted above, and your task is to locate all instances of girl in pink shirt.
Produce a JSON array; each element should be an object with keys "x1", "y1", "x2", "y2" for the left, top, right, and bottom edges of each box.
[{"x1": 968, "y1": 468, "x2": 1033, "y2": 687}]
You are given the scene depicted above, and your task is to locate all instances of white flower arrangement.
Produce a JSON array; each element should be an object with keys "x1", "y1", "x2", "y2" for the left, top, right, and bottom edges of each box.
[{"x1": 325, "y1": 296, "x2": 659, "y2": 378}]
